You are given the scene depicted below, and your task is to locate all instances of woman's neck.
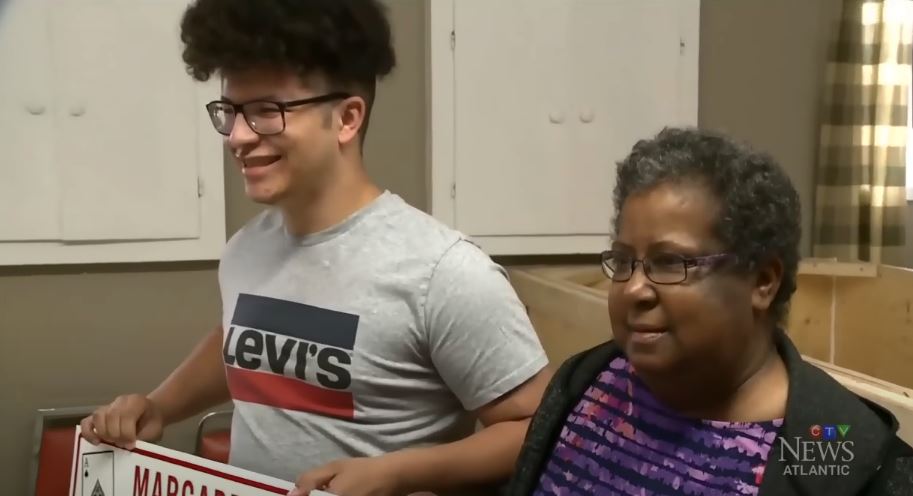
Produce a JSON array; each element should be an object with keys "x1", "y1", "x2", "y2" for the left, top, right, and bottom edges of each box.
[{"x1": 636, "y1": 337, "x2": 789, "y2": 423}]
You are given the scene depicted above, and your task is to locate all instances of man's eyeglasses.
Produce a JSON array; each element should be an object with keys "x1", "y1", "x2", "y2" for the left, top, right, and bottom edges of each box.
[
  {"x1": 601, "y1": 250, "x2": 735, "y2": 285},
  {"x1": 205, "y1": 92, "x2": 352, "y2": 136}
]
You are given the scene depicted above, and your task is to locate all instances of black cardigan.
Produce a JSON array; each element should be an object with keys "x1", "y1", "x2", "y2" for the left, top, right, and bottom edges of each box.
[{"x1": 504, "y1": 331, "x2": 913, "y2": 496}]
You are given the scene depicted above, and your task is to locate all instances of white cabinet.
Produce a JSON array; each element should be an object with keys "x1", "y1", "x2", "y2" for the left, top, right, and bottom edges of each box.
[
  {"x1": 0, "y1": 1, "x2": 58, "y2": 242},
  {"x1": 428, "y1": 0, "x2": 699, "y2": 255},
  {"x1": 0, "y1": 0, "x2": 224, "y2": 265}
]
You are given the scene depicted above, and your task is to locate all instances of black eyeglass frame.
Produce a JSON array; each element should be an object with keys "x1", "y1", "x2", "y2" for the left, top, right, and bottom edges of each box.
[
  {"x1": 204, "y1": 91, "x2": 353, "y2": 136},
  {"x1": 600, "y1": 249, "x2": 737, "y2": 285}
]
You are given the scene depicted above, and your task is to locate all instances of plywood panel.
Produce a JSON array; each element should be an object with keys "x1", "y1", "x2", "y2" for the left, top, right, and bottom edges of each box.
[
  {"x1": 523, "y1": 265, "x2": 608, "y2": 299},
  {"x1": 508, "y1": 268, "x2": 610, "y2": 365},
  {"x1": 526, "y1": 309, "x2": 594, "y2": 367},
  {"x1": 806, "y1": 357, "x2": 913, "y2": 445},
  {"x1": 835, "y1": 265, "x2": 913, "y2": 389},
  {"x1": 785, "y1": 275, "x2": 833, "y2": 362},
  {"x1": 798, "y1": 259, "x2": 878, "y2": 277}
]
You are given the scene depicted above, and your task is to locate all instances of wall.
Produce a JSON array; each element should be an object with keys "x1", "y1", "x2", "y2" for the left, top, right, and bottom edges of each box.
[
  {"x1": 364, "y1": 0, "x2": 428, "y2": 212},
  {"x1": 697, "y1": 0, "x2": 843, "y2": 257},
  {"x1": 0, "y1": 1, "x2": 426, "y2": 493}
]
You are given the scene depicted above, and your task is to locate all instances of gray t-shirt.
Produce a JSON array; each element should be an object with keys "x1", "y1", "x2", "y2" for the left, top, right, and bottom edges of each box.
[{"x1": 218, "y1": 191, "x2": 548, "y2": 483}]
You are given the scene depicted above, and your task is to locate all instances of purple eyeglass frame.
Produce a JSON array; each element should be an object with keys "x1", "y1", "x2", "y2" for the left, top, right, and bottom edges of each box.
[{"x1": 600, "y1": 250, "x2": 737, "y2": 284}]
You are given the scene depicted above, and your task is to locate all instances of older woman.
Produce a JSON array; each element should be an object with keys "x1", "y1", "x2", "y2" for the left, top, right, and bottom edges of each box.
[{"x1": 505, "y1": 128, "x2": 912, "y2": 496}]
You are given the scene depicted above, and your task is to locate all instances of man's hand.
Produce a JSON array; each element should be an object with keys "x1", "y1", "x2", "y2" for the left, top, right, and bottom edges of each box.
[
  {"x1": 290, "y1": 455, "x2": 408, "y2": 496},
  {"x1": 79, "y1": 394, "x2": 165, "y2": 450}
]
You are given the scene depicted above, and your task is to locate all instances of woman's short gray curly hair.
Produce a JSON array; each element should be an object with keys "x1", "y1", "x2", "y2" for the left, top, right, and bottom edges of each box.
[{"x1": 613, "y1": 127, "x2": 802, "y2": 324}]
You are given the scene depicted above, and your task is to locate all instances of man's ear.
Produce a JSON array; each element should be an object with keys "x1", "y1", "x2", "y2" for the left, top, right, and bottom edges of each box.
[
  {"x1": 752, "y1": 257, "x2": 783, "y2": 312},
  {"x1": 337, "y1": 96, "x2": 366, "y2": 146}
]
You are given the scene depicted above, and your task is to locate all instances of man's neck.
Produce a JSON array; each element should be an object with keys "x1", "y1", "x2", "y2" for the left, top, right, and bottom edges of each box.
[{"x1": 279, "y1": 163, "x2": 383, "y2": 237}]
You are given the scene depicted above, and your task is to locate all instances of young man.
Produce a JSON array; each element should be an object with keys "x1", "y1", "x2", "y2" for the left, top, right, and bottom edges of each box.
[{"x1": 80, "y1": 1, "x2": 551, "y2": 495}]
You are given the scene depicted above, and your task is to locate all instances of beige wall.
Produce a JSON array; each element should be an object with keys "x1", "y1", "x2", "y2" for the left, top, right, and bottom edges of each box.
[
  {"x1": 2, "y1": 0, "x2": 908, "y2": 493},
  {"x1": 697, "y1": 0, "x2": 843, "y2": 257},
  {"x1": 364, "y1": 0, "x2": 428, "y2": 212}
]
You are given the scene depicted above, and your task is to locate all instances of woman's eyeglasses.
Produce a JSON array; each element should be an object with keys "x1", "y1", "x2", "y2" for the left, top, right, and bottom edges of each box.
[{"x1": 601, "y1": 250, "x2": 736, "y2": 285}]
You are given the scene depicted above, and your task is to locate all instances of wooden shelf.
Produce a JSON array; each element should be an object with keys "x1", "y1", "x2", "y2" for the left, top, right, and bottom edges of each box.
[{"x1": 797, "y1": 258, "x2": 878, "y2": 277}]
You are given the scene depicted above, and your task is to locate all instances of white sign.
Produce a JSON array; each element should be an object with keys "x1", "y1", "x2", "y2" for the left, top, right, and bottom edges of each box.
[{"x1": 69, "y1": 427, "x2": 335, "y2": 496}]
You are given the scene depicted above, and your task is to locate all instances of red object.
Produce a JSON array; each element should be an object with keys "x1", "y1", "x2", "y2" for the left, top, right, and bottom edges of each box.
[
  {"x1": 33, "y1": 418, "x2": 231, "y2": 495},
  {"x1": 225, "y1": 367, "x2": 354, "y2": 419},
  {"x1": 199, "y1": 429, "x2": 231, "y2": 464},
  {"x1": 35, "y1": 425, "x2": 78, "y2": 496}
]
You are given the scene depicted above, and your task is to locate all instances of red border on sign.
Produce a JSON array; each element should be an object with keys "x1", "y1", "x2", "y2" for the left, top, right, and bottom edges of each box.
[
  {"x1": 71, "y1": 435, "x2": 82, "y2": 496},
  {"x1": 70, "y1": 434, "x2": 288, "y2": 495}
]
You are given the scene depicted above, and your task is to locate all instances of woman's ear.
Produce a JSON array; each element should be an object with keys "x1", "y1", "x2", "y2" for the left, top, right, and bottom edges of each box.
[
  {"x1": 752, "y1": 257, "x2": 783, "y2": 312},
  {"x1": 751, "y1": 258, "x2": 783, "y2": 310}
]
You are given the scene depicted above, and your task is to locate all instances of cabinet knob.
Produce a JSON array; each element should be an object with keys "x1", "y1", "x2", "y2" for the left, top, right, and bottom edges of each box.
[
  {"x1": 26, "y1": 103, "x2": 46, "y2": 115},
  {"x1": 70, "y1": 105, "x2": 86, "y2": 117},
  {"x1": 548, "y1": 111, "x2": 565, "y2": 124},
  {"x1": 580, "y1": 110, "x2": 595, "y2": 123}
]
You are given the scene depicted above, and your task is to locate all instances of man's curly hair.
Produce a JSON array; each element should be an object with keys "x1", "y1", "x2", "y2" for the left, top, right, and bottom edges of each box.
[
  {"x1": 614, "y1": 127, "x2": 802, "y2": 324},
  {"x1": 179, "y1": 0, "x2": 396, "y2": 134}
]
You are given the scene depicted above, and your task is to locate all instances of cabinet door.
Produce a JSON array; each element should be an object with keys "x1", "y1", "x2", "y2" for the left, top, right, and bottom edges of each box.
[
  {"x1": 450, "y1": 0, "x2": 698, "y2": 240},
  {"x1": 453, "y1": 0, "x2": 574, "y2": 236},
  {"x1": 0, "y1": 0, "x2": 59, "y2": 240},
  {"x1": 568, "y1": 0, "x2": 699, "y2": 231},
  {"x1": 51, "y1": 0, "x2": 202, "y2": 241}
]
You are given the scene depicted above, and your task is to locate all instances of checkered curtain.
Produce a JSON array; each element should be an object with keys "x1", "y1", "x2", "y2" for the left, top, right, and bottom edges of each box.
[{"x1": 812, "y1": 0, "x2": 912, "y2": 265}]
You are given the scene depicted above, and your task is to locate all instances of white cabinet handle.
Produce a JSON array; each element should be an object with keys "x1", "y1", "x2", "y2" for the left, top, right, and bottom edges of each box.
[
  {"x1": 580, "y1": 110, "x2": 595, "y2": 123},
  {"x1": 70, "y1": 105, "x2": 86, "y2": 117},
  {"x1": 548, "y1": 111, "x2": 565, "y2": 124},
  {"x1": 26, "y1": 103, "x2": 46, "y2": 115}
]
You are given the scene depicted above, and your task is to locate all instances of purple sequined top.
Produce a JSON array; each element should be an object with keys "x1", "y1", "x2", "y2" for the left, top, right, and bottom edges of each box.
[{"x1": 533, "y1": 356, "x2": 783, "y2": 495}]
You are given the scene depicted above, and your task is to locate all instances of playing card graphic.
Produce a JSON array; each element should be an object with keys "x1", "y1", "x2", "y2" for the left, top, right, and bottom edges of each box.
[
  {"x1": 70, "y1": 429, "x2": 309, "y2": 496},
  {"x1": 82, "y1": 451, "x2": 114, "y2": 496},
  {"x1": 90, "y1": 480, "x2": 104, "y2": 496}
]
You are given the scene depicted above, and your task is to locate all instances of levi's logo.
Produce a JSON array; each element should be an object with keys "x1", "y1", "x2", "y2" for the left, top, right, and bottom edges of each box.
[{"x1": 222, "y1": 293, "x2": 358, "y2": 419}]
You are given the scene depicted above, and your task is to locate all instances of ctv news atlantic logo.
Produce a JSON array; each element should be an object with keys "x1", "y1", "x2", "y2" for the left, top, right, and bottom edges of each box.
[{"x1": 778, "y1": 424, "x2": 854, "y2": 476}]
